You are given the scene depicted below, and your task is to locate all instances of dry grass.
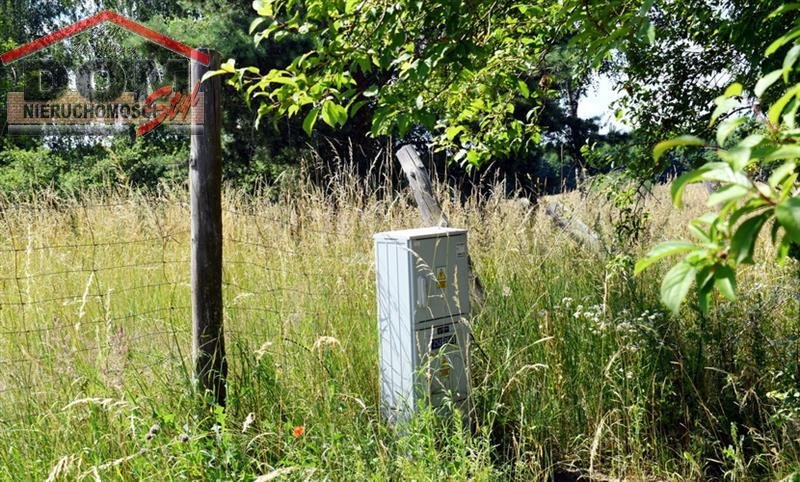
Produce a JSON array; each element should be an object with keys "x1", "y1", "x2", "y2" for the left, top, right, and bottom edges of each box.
[{"x1": 0, "y1": 167, "x2": 797, "y2": 480}]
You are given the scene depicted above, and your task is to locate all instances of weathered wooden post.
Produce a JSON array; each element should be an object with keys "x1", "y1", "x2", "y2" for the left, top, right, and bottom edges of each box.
[
  {"x1": 544, "y1": 201, "x2": 603, "y2": 253},
  {"x1": 396, "y1": 145, "x2": 449, "y2": 227},
  {"x1": 396, "y1": 145, "x2": 486, "y2": 305},
  {"x1": 190, "y1": 48, "x2": 226, "y2": 405}
]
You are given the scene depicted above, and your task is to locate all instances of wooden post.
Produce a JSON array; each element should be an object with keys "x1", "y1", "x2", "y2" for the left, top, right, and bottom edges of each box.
[
  {"x1": 396, "y1": 145, "x2": 449, "y2": 227},
  {"x1": 395, "y1": 145, "x2": 485, "y2": 305},
  {"x1": 544, "y1": 201, "x2": 602, "y2": 252},
  {"x1": 190, "y1": 48, "x2": 226, "y2": 405}
]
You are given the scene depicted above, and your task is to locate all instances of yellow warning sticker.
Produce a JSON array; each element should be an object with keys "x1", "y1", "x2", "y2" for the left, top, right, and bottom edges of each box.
[{"x1": 435, "y1": 267, "x2": 447, "y2": 289}]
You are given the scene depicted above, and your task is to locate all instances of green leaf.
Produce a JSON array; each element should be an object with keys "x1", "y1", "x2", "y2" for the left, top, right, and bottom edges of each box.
[
  {"x1": 764, "y1": 145, "x2": 800, "y2": 162},
  {"x1": 784, "y1": 45, "x2": 800, "y2": 82},
  {"x1": 765, "y1": 27, "x2": 800, "y2": 57},
  {"x1": 254, "y1": 103, "x2": 268, "y2": 130},
  {"x1": 769, "y1": 3, "x2": 800, "y2": 19},
  {"x1": 397, "y1": 114, "x2": 412, "y2": 137},
  {"x1": 702, "y1": 161, "x2": 751, "y2": 186},
  {"x1": 518, "y1": 79, "x2": 530, "y2": 99},
  {"x1": 780, "y1": 173, "x2": 798, "y2": 199},
  {"x1": 698, "y1": 284, "x2": 712, "y2": 315},
  {"x1": 777, "y1": 235, "x2": 792, "y2": 263},
  {"x1": 738, "y1": 133, "x2": 766, "y2": 148},
  {"x1": 654, "y1": 135, "x2": 705, "y2": 163},
  {"x1": 718, "y1": 146, "x2": 752, "y2": 172},
  {"x1": 445, "y1": 125, "x2": 464, "y2": 141},
  {"x1": 362, "y1": 85, "x2": 379, "y2": 98},
  {"x1": 466, "y1": 149, "x2": 481, "y2": 166},
  {"x1": 730, "y1": 213, "x2": 771, "y2": 264},
  {"x1": 714, "y1": 264, "x2": 737, "y2": 300},
  {"x1": 635, "y1": 241, "x2": 699, "y2": 275},
  {"x1": 249, "y1": 17, "x2": 266, "y2": 34},
  {"x1": 768, "y1": 161, "x2": 797, "y2": 188},
  {"x1": 706, "y1": 184, "x2": 750, "y2": 207},
  {"x1": 730, "y1": 200, "x2": 769, "y2": 227},
  {"x1": 688, "y1": 222, "x2": 711, "y2": 243},
  {"x1": 710, "y1": 97, "x2": 738, "y2": 125},
  {"x1": 647, "y1": 22, "x2": 655, "y2": 45},
  {"x1": 755, "y1": 70, "x2": 782, "y2": 98},
  {"x1": 302, "y1": 107, "x2": 319, "y2": 135},
  {"x1": 349, "y1": 100, "x2": 368, "y2": 117},
  {"x1": 716, "y1": 117, "x2": 746, "y2": 147},
  {"x1": 321, "y1": 100, "x2": 347, "y2": 128},
  {"x1": 696, "y1": 265, "x2": 715, "y2": 290},
  {"x1": 252, "y1": 0, "x2": 273, "y2": 16},
  {"x1": 696, "y1": 266, "x2": 715, "y2": 315},
  {"x1": 201, "y1": 69, "x2": 229, "y2": 83},
  {"x1": 221, "y1": 58, "x2": 236, "y2": 72},
  {"x1": 724, "y1": 83, "x2": 743, "y2": 97},
  {"x1": 775, "y1": 197, "x2": 800, "y2": 243},
  {"x1": 660, "y1": 261, "x2": 696, "y2": 314},
  {"x1": 671, "y1": 162, "x2": 719, "y2": 208},
  {"x1": 768, "y1": 85, "x2": 800, "y2": 126}
]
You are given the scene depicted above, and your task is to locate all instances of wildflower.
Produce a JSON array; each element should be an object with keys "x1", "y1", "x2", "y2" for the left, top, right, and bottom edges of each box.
[
  {"x1": 254, "y1": 341, "x2": 274, "y2": 362},
  {"x1": 616, "y1": 322, "x2": 632, "y2": 333},
  {"x1": 312, "y1": 336, "x2": 341, "y2": 352},
  {"x1": 502, "y1": 286, "x2": 512, "y2": 298},
  {"x1": 292, "y1": 425, "x2": 305, "y2": 438},
  {"x1": 242, "y1": 412, "x2": 255, "y2": 433},
  {"x1": 146, "y1": 423, "x2": 160, "y2": 441}
]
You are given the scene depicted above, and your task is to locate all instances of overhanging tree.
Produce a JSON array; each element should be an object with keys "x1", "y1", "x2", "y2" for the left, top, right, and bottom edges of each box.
[
  {"x1": 209, "y1": 0, "x2": 654, "y2": 168},
  {"x1": 637, "y1": 4, "x2": 800, "y2": 314}
]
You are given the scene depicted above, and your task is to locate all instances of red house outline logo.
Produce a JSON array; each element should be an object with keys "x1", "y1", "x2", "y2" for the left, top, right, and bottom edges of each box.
[
  {"x1": 1, "y1": 10, "x2": 209, "y2": 66},
  {"x1": 2, "y1": 11, "x2": 209, "y2": 136}
]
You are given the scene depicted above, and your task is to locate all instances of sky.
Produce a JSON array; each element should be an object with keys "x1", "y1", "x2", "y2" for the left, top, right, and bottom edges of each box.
[{"x1": 577, "y1": 74, "x2": 631, "y2": 134}]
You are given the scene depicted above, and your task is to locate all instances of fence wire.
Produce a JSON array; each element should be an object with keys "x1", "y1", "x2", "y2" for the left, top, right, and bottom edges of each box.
[
  {"x1": 0, "y1": 195, "x2": 379, "y2": 425},
  {"x1": 0, "y1": 199, "x2": 193, "y2": 423}
]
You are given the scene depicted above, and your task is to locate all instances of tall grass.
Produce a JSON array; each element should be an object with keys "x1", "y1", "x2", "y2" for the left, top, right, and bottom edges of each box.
[{"x1": 0, "y1": 163, "x2": 797, "y2": 480}]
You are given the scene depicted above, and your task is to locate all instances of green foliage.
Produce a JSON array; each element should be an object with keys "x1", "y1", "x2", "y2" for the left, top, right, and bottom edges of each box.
[
  {"x1": 0, "y1": 136, "x2": 187, "y2": 196},
  {"x1": 209, "y1": 0, "x2": 653, "y2": 168},
  {"x1": 615, "y1": 0, "x2": 799, "y2": 176},
  {"x1": 637, "y1": 9, "x2": 800, "y2": 314}
]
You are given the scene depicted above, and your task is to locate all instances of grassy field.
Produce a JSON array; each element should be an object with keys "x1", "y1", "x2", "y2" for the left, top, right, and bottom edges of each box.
[{"x1": 0, "y1": 170, "x2": 798, "y2": 480}]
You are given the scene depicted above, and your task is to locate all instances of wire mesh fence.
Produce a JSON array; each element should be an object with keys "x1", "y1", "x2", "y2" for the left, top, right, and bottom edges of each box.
[
  {"x1": 0, "y1": 199, "x2": 192, "y2": 418},
  {"x1": 0, "y1": 190, "x2": 382, "y2": 424}
]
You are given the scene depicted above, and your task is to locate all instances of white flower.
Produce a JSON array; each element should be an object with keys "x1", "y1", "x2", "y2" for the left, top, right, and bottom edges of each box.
[{"x1": 242, "y1": 412, "x2": 255, "y2": 433}]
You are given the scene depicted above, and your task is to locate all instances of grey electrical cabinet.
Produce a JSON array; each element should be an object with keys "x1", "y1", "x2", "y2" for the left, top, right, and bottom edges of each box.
[{"x1": 374, "y1": 227, "x2": 471, "y2": 423}]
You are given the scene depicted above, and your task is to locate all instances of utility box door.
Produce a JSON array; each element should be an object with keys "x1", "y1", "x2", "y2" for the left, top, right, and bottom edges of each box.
[
  {"x1": 415, "y1": 321, "x2": 470, "y2": 406},
  {"x1": 409, "y1": 234, "x2": 470, "y2": 323}
]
